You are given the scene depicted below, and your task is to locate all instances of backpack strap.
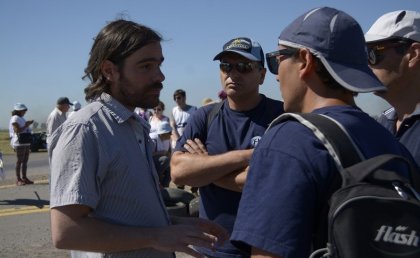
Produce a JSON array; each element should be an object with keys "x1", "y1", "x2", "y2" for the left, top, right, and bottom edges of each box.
[
  {"x1": 269, "y1": 112, "x2": 420, "y2": 188},
  {"x1": 206, "y1": 101, "x2": 224, "y2": 132},
  {"x1": 345, "y1": 154, "x2": 420, "y2": 189},
  {"x1": 268, "y1": 112, "x2": 364, "y2": 171}
]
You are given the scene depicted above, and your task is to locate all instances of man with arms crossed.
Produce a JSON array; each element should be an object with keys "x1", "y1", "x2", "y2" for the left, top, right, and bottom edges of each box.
[
  {"x1": 231, "y1": 7, "x2": 414, "y2": 258},
  {"x1": 171, "y1": 37, "x2": 284, "y2": 257},
  {"x1": 49, "y1": 19, "x2": 227, "y2": 258}
]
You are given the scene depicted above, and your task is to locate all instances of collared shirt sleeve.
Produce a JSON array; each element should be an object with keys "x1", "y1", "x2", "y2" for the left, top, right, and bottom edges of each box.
[{"x1": 50, "y1": 121, "x2": 101, "y2": 209}]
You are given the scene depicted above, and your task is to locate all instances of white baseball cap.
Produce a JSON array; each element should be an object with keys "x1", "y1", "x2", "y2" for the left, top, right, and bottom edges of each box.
[
  {"x1": 365, "y1": 10, "x2": 420, "y2": 43},
  {"x1": 13, "y1": 103, "x2": 28, "y2": 111},
  {"x1": 72, "y1": 101, "x2": 81, "y2": 111},
  {"x1": 157, "y1": 121, "x2": 172, "y2": 135}
]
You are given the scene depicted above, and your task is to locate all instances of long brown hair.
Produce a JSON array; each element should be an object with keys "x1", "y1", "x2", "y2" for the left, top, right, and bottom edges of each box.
[{"x1": 83, "y1": 19, "x2": 162, "y2": 102}]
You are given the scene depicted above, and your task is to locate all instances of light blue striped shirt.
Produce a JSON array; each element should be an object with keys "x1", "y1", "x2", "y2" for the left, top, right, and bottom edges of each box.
[{"x1": 49, "y1": 93, "x2": 172, "y2": 258}]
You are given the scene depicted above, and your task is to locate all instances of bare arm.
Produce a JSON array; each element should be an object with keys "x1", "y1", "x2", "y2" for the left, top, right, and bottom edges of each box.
[
  {"x1": 51, "y1": 205, "x2": 228, "y2": 257},
  {"x1": 213, "y1": 166, "x2": 249, "y2": 192},
  {"x1": 12, "y1": 121, "x2": 33, "y2": 134},
  {"x1": 171, "y1": 138, "x2": 252, "y2": 187},
  {"x1": 170, "y1": 118, "x2": 180, "y2": 141}
]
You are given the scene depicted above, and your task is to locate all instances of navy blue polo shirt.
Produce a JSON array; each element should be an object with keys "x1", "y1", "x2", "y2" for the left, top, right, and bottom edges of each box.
[
  {"x1": 174, "y1": 94, "x2": 284, "y2": 257},
  {"x1": 377, "y1": 107, "x2": 420, "y2": 167}
]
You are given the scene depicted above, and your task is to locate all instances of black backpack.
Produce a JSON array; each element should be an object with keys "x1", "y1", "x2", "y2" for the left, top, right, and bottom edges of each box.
[{"x1": 268, "y1": 113, "x2": 420, "y2": 258}]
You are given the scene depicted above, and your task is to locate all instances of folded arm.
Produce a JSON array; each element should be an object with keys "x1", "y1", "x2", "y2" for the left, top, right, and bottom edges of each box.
[
  {"x1": 213, "y1": 166, "x2": 249, "y2": 192},
  {"x1": 170, "y1": 138, "x2": 253, "y2": 188}
]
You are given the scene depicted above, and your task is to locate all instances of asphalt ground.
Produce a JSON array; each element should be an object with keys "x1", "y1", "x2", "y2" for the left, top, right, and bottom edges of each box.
[{"x1": 0, "y1": 152, "x2": 194, "y2": 257}]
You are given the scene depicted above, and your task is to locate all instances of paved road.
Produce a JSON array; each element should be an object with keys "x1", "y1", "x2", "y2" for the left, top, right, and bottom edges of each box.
[
  {"x1": 0, "y1": 152, "x2": 194, "y2": 257},
  {"x1": 0, "y1": 151, "x2": 68, "y2": 257}
]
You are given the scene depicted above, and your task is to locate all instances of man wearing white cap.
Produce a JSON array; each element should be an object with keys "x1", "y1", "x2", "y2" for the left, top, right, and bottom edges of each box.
[
  {"x1": 365, "y1": 10, "x2": 420, "y2": 166},
  {"x1": 231, "y1": 7, "x2": 414, "y2": 258}
]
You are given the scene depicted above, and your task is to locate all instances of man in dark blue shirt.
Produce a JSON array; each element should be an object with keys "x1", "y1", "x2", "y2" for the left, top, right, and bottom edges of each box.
[
  {"x1": 231, "y1": 7, "x2": 414, "y2": 258},
  {"x1": 171, "y1": 37, "x2": 284, "y2": 257},
  {"x1": 365, "y1": 10, "x2": 420, "y2": 166}
]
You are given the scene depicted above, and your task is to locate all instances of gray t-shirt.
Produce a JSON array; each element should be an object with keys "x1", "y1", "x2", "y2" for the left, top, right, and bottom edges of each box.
[{"x1": 49, "y1": 93, "x2": 172, "y2": 258}]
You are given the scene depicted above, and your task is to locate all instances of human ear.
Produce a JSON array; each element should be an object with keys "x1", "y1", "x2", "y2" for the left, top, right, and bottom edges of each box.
[
  {"x1": 259, "y1": 67, "x2": 267, "y2": 85},
  {"x1": 298, "y1": 49, "x2": 315, "y2": 78},
  {"x1": 101, "y1": 60, "x2": 118, "y2": 82},
  {"x1": 407, "y1": 43, "x2": 420, "y2": 68}
]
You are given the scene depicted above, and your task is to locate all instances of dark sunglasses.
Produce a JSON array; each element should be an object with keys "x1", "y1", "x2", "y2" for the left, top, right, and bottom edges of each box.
[
  {"x1": 367, "y1": 39, "x2": 413, "y2": 65},
  {"x1": 154, "y1": 108, "x2": 162, "y2": 111},
  {"x1": 266, "y1": 48, "x2": 299, "y2": 75},
  {"x1": 219, "y1": 62, "x2": 258, "y2": 74}
]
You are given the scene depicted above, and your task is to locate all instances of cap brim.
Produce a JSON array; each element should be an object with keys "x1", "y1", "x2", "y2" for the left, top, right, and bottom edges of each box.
[
  {"x1": 321, "y1": 57, "x2": 387, "y2": 93},
  {"x1": 365, "y1": 33, "x2": 390, "y2": 43},
  {"x1": 213, "y1": 50, "x2": 259, "y2": 62}
]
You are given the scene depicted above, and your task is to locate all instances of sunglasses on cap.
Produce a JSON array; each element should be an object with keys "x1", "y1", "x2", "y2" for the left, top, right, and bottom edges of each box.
[
  {"x1": 367, "y1": 39, "x2": 414, "y2": 66},
  {"x1": 219, "y1": 62, "x2": 260, "y2": 74},
  {"x1": 265, "y1": 48, "x2": 299, "y2": 75}
]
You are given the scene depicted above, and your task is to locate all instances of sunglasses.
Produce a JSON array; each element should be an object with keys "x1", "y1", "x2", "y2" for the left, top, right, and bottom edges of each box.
[
  {"x1": 265, "y1": 48, "x2": 299, "y2": 75},
  {"x1": 154, "y1": 108, "x2": 162, "y2": 111},
  {"x1": 219, "y1": 62, "x2": 258, "y2": 74},
  {"x1": 367, "y1": 39, "x2": 413, "y2": 65}
]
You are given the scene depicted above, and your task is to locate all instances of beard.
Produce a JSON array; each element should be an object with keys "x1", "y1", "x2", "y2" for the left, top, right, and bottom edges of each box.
[{"x1": 116, "y1": 76, "x2": 163, "y2": 110}]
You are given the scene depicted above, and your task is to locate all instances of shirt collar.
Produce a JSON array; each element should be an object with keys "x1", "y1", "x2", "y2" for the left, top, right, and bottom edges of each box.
[
  {"x1": 99, "y1": 92, "x2": 151, "y2": 130},
  {"x1": 383, "y1": 107, "x2": 397, "y2": 120},
  {"x1": 55, "y1": 107, "x2": 64, "y2": 115},
  {"x1": 411, "y1": 103, "x2": 420, "y2": 117},
  {"x1": 382, "y1": 104, "x2": 420, "y2": 120}
]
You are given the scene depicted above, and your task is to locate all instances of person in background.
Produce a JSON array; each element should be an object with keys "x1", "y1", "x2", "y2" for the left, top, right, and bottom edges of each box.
[
  {"x1": 202, "y1": 97, "x2": 214, "y2": 106},
  {"x1": 365, "y1": 10, "x2": 420, "y2": 166},
  {"x1": 170, "y1": 89, "x2": 198, "y2": 191},
  {"x1": 217, "y1": 90, "x2": 227, "y2": 101},
  {"x1": 46, "y1": 97, "x2": 72, "y2": 145},
  {"x1": 153, "y1": 121, "x2": 173, "y2": 187},
  {"x1": 9, "y1": 103, "x2": 34, "y2": 185},
  {"x1": 149, "y1": 101, "x2": 172, "y2": 188},
  {"x1": 67, "y1": 100, "x2": 82, "y2": 118},
  {"x1": 170, "y1": 89, "x2": 197, "y2": 147},
  {"x1": 171, "y1": 37, "x2": 284, "y2": 257},
  {"x1": 135, "y1": 107, "x2": 152, "y2": 121},
  {"x1": 149, "y1": 100, "x2": 170, "y2": 140},
  {"x1": 230, "y1": 7, "x2": 414, "y2": 258},
  {"x1": 49, "y1": 19, "x2": 227, "y2": 257}
]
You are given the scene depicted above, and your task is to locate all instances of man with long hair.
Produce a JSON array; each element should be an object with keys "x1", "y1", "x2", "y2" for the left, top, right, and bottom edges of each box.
[{"x1": 49, "y1": 19, "x2": 227, "y2": 258}]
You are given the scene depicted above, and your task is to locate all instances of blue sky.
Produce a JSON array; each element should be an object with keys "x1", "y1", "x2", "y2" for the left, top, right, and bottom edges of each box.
[{"x1": 1, "y1": 0, "x2": 419, "y2": 129}]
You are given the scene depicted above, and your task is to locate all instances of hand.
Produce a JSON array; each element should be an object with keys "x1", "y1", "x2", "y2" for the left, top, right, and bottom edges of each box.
[
  {"x1": 26, "y1": 120, "x2": 34, "y2": 125},
  {"x1": 152, "y1": 217, "x2": 229, "y2": 257},
  {"x1": 184, "y1": 138, "x2": 208, "y2": 155}
]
